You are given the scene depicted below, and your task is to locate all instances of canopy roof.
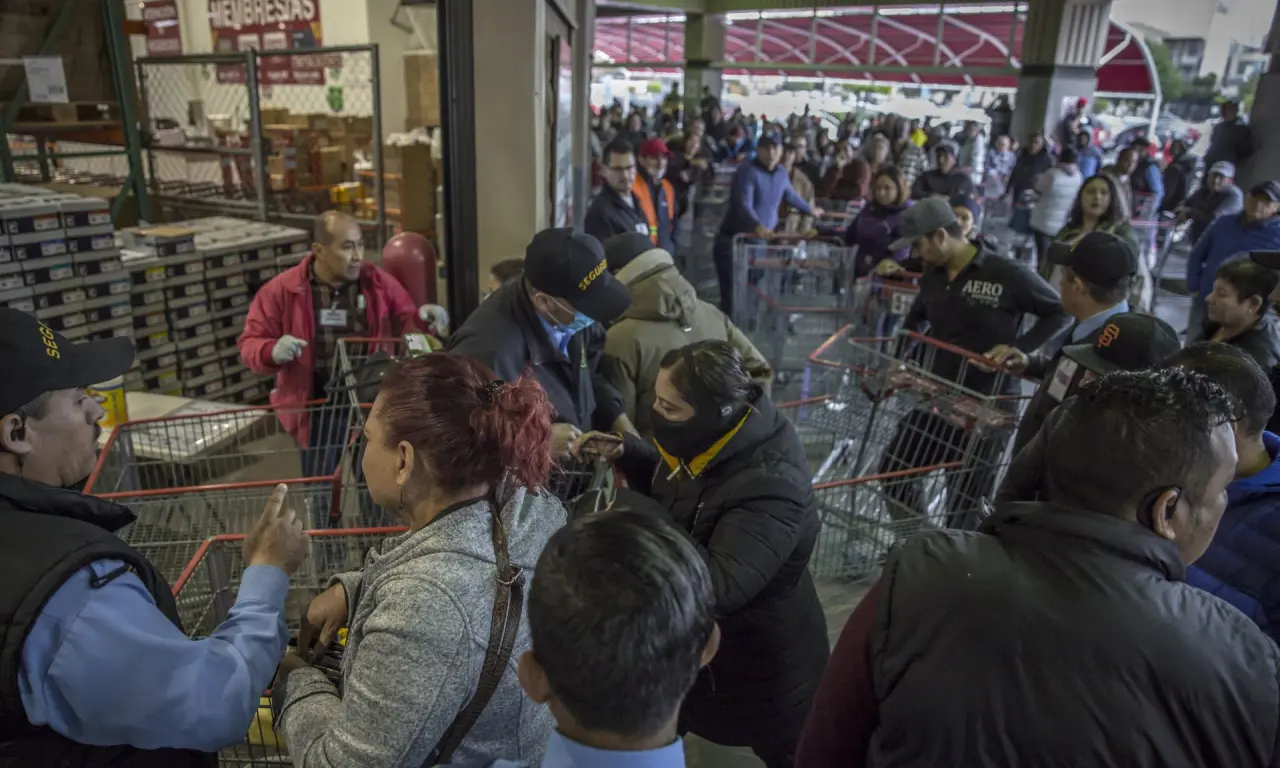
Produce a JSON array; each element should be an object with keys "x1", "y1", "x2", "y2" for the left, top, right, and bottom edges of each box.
[{"x1": 594, "y1": 5, "x2": 1156, "y2": 95}]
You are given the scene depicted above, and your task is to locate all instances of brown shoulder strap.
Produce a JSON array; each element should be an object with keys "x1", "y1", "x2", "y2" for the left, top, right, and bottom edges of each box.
[{"x1": 425, "y1": 499, "x2": 525, "y2": 766}]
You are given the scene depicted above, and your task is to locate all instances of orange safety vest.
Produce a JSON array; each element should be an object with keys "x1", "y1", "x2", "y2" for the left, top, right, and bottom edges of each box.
[{"x1": 631, "y1": 176, "x2": 677, "y2": 245}]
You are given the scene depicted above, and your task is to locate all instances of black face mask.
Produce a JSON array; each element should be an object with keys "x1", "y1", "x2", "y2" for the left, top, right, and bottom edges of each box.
[{"x1": 651, "y1": 402, "x2": 745, "y2": 466}]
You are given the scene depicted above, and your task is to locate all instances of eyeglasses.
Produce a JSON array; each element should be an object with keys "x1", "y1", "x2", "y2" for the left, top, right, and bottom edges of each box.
[{"x1": 608, "y1": 164, "x2": 637, "y2": 173}]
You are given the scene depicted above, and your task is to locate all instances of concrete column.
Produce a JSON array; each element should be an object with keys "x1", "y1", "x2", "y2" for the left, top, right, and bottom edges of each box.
[
  {"x1": 684, "y1": 13, "x2": 726, "y2": 120},
  {"x1": 1239, "y1": 0, "x2": 1280, "y2": 190},
  {"x1": 1010, "y1": 0, "x2": 1112, "y2": 143}
]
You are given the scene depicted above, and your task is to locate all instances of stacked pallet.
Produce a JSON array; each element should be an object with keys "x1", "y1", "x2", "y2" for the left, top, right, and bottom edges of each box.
[
  {"x1": 121, "y1": 217, "x2": 309, "y2": 403},
  {"x1": 0, "y1": 185, "x2": 130, "y2": 346}
]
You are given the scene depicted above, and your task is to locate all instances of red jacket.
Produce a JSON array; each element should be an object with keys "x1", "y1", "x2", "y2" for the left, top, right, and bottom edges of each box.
[{"x1": 238, "y1": 255, "x2": 424, "y2": 446}]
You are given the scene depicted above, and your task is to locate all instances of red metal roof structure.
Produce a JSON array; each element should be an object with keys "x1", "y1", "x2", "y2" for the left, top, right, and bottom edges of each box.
[{"x1": 593, "y1": 5, "x2": 1156, "y2": 96}]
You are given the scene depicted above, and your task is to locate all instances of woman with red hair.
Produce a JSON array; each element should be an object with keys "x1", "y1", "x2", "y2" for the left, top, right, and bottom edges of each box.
[{"x1": 272, "y1": 353, "x2": 565, "y2": 767}]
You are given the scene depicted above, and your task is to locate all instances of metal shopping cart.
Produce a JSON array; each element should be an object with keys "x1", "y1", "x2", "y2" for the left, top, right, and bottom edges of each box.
[
  {"x1": 849, "y1": 271, "x2": 921, "y2": 342},
  {"x1": 731, "y1": 234, "x2": 858, "y2": 378},
  {"x1": 787, "y1": 326, "x2": 1028, "y2": 580},
  {"x1": 172, "y1": 527, "x2": 407, "y2": 767},
  {"x1": 86, "y1": 401, "x2": 363, "y2": 495},
  {"x1": 94, "y1": 478, "x2": 348, "y2": 584}
]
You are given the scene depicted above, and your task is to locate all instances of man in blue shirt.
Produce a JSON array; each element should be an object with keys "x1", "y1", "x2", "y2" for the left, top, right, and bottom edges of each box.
[
  {"x1": 1186, "y1": 181, "x2": 1280, "y2": 340},
  {"x1": 1165, "y1": 343, "x2": 1280, "y2": 644},
  {"x1": 713, "y1": 135, "x2": 824, "y2": 316},
  {"x1": 453, "y1": 510, "x2": 720, "y2": 768},
  {"x1": 0, "y1": 307, "x2": 309, "y2": 763}
]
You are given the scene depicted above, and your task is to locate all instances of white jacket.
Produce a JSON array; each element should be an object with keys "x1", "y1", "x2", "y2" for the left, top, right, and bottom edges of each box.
[{"x1": 1030, "y1": 165, "x2": 1083, "y2": 236}]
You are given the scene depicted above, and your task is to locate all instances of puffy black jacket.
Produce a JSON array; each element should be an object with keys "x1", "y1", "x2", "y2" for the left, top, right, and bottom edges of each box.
[
  {"x1": 619, "y1": 391, "x2": 829, "y2": 746},
  {"x1": 447, "y1": 282, "x2": 626, "y2": 432},
  {"x1": 867, "y1": 501, "x2": 1280, "y2": 767},
  {"x1": 0, "y1": 473, "x2": 214, "y2": 767}
]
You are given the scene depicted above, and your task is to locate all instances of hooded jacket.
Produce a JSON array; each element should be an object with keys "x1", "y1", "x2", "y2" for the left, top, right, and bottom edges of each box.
[
  {"x1": 1184, "y1": 183, "x2": 1245, "y2": 244},
  {"x1": 1160, "y1": 152, "x2": 1199, "y2": 211},
  {"x1": 602, "y1": 248, "x2": 771, "y2": 440},
  {"x1": 844, "y1": 201, "x2": 911, "y2": 276},
  {"x1": 1187, "y1": 214, "x2": 1280, "y2": 299},
  {"x1": 617, "y1": 392, "x2": 829, "y2": 748},
  {"x1": 1187, "y1": 432, "x2": 1280, "y2": 644},
  {"x1": 1211, "y1": 310, "x2": 1280, "y2": 371},
  {"x1": 277, "y1": 485, "x2": 565, "y2": 767}
]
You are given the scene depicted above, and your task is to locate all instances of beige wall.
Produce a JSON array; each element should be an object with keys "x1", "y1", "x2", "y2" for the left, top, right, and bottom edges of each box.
[{"x1": 473, "y1": 0, "x2": 551, "y2": 279}]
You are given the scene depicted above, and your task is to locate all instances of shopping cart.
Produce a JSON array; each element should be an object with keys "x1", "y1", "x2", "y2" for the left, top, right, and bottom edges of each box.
[
  {"x1": 1130, "y1": 214, "x2": 1179, "y2": 310},
  {"x1": 86, "y1": 400, "x2": 364, "y2": 495},
  {"x1": 793, "y1": 326, "x2": 1026, "y2": 547},
  {"x1": 95, "y1": 478, "x2": 348, "y2": 585},
  {"x1": 331, "y1": 336, "x2": 419, "y2": 413},
  {"x1": 172, "y1": 526, "x2": 406, "y2": 767},
  {"x1": 849, "y1": 271, "x2": 920, "y2": 341},
  {"x1": 731, "y1": 234, "x2": 858, "y2": 376}
]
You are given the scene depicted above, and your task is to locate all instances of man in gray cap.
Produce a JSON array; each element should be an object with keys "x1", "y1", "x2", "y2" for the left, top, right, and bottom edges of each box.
[{"x1": 1177, "y1": 161, "x2": 1245, "y2": 244}]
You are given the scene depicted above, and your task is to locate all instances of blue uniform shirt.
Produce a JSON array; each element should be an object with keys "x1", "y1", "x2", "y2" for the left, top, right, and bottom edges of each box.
[{"x1": 19, "y1": 559, "x2": 289, "y2": 752}]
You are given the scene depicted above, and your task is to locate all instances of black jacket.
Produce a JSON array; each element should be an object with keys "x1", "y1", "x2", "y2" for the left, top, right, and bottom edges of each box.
[
  {"x1": 910, "y1": 169, "x2": 974, "y2": 201},
  {"x1": 583, "y1": 186, "x2": 650, "y2": 251},
  {"x1": 1010, "y1": 316, "x2": 1112, "y2": 454},
  {"x1": 1210, "y1": 311, "x2": 1280, "y2": 372},
  {"x1": 0, "y1": 473, "x2": 214, "y2": 767},
  {"x1": 1007, "y1": 149, "x2": 1054, "y2": 201},
  {"x1": 447, "y1": 282, "x2": 626, "y2": 432},
  {"x1": 868, "y1": 501, "x2": 1280, "y2": 767},
  {"x1": 618, "y1": 392, "x2": 828, "y2": 746},
  {"x1": 1160, "y1": 153, "x2": 1198, "y2": 211}
]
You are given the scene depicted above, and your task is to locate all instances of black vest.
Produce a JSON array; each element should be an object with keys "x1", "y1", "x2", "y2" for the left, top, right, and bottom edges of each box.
[
  {"x1": 868, "y1": 503, "x2": 1280, "y2": 767},
  {"x1": 0, "y1": 473, "x2": 215, "y2": 767}
]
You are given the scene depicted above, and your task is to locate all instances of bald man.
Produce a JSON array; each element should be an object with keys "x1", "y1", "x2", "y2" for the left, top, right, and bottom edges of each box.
[{"x1": 239, "y1": 211, "x2": 432, "y2": 478}]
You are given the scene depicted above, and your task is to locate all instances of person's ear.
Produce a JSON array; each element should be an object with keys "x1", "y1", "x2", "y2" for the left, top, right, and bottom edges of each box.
[
  {"x1": 700, "y1": 622, "x2": 722, "y2": 669},
  {"x1": 517, "y1": 650, "x2": 552, "y2": 704},
  {"x1": 0, "y1": 413, "x2": 33, "y2": 456},
  {"x1": 1149, "y1": 487, "x2": 1183, "y2": 542},
  {"x1": 395, "y1": 441, "x2": 415, "y2": 489},
  {"x1": 1246, "y1": 294, "x2": 1264, "y2": 315}
]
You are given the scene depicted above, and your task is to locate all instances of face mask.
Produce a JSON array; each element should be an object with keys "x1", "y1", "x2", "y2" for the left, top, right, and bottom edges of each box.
[
  {"x1": 651, "y1": 402, "x2": 743, "y2": 466},
  {"x1": 561, "y1": 310, "x2": 594, "y2": 336}
]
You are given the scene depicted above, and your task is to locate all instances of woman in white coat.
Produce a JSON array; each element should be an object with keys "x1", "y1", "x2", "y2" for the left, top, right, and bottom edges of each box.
[{"x1": 1029, "y1": 146, "x2": 1084, "y2": 275}]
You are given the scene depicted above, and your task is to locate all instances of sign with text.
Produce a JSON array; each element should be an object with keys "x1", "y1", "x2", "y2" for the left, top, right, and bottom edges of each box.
[
  {"x1": 208, "y1": 0, "x2": 330, "y2": 85},
  {"x1": 142, "y1": 0, "x2": 183, "y2": 57}
]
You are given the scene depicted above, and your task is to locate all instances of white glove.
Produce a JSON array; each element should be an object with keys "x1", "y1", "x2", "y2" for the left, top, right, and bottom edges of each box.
[
  {"x1": 271, "y1": 335, "x2": 308, "y2": 365},
  {"x1": 418, "y1": 304, "x2": 450, "y2": 337}
]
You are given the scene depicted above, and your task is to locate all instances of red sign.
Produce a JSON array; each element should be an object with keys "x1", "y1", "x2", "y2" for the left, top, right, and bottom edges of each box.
[
  {"x1": 208, "y1": 0, "x2": 328, "y2": 85},
  {"x1": 142, "y1": 0, "x2": 183, "y2": 57}
]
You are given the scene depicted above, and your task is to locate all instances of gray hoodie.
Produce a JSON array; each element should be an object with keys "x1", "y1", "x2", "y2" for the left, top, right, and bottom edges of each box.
[{"x1": 278, "y1": 485, "x2": 565, "y2": 767}]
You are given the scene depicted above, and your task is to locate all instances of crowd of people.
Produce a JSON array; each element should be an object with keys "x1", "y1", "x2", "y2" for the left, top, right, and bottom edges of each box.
[{"x1": 9, "y1": 87, "x2": 1280, "y2": 768}]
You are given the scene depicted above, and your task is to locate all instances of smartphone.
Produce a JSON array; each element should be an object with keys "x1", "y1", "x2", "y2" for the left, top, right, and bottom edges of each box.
[{"x1": 580, "y1": 432, "x2": 624, "y2": 453}]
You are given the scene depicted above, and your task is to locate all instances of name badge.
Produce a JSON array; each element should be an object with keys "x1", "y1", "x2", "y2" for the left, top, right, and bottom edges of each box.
[
  {"x1": 1046, "y1": 357, "x2": 1079, "y2": 403},
  {"x1": 319, "y1": 308, "x2": 349, "y2": 328},
  {"x1": 634, "y1": 222, "x2": 649, "y2": 235}
]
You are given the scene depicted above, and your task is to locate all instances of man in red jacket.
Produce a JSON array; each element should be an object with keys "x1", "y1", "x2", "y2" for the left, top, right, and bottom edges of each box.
[{"x1": 239, "y1": 210, "x2": 433, "y2": 478}]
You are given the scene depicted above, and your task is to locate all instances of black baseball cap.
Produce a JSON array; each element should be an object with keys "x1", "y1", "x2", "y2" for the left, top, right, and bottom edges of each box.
[
  {"x1": 1249, "y1": 181, "x2": 1280, "y2": 203},
  {"x1": 604, "y1": 231, "x2": 661, "y2": 273},
  {"x1": 524, "y1": 228, "x2": 632, "y2": 323},
  {"x1": 0, "y1": 308, "x2": 136, "y2": 416},
  {"x1": 1046, "y1": 231, "x2": 1138, "y2": 286},
  {"x1": 1062, "y1": 313, "x2": 1180, "y2": 375},
  {"x1": 1252, "y1": 250, "x2": 1280, "y2": 269}
]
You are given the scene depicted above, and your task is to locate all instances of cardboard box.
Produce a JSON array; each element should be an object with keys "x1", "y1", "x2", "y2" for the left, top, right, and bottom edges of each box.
[
  {"x1": 383, "y1": 144, "x2": 436, "y2": 230},
  {"x1": 330, "y1": 116, "x2": 374, "y2": 140},
  {"x1": 316, "y1": 146, "x2": 345, "y2": 185},
  {"x1": 405, "y1": 52, "x2": 440, "y2": 128},
  {"x1": 259, "y1": 107, "x2": 289, "y2": 126}
]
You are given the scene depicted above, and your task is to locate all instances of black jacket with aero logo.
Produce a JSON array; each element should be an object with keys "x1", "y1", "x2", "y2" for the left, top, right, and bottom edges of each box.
[{"x1": 902, "y1": 244, "x2": 1071, "y2": 395}]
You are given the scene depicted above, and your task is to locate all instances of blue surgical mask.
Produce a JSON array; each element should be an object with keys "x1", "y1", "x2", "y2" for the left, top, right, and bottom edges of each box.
[{"x1": 561, "y1": 311, "x2": 594, "y2": 335}]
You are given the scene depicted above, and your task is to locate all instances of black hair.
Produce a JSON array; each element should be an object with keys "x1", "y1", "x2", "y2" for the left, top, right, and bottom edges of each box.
[
  {"x1": 1162, "y1": 342, "x2": 1274, "y2": 438},
  {"x1": 659, "y1": 340, "x2": 752, "y2": 409},
  {"x1": 1058, "y1": 146, "x2": 1079, "y2": 165},
  {"x1": 1046, "y1": 368, "x2": 1239, "y2": 514},
  {"x1": 1214, "y1": 259, "x2": 1278, "y2": 317},
  {"x1": 1130, "y1": 137, "x2": 1152, "y2": 149},
  {"x1": 489, "y1": 258, "x2": 525, "y2": 286},
  {"x1": 1066, "y1": 173, "x2": 1130, "y2": 229},
  {"x1": 1074, "y1": 131, "x2": 1092, "y2": 147},
  {"x1": 603, "y1": 138, "x2": 635, "y2": 166},
  {"x1": 529, "y1": 511, "x2": 715, "y2": 738}
]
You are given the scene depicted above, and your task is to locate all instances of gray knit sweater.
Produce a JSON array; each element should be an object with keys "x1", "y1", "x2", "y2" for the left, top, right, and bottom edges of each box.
[{"x1": 278, "y1": 485, "x2": 565, "y2": 767}]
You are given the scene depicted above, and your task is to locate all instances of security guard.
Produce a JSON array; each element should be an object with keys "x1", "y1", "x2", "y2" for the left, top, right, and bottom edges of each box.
[
  {"x1": 996, "y1": 231, "x2": 1138, "y2": 453},
  {"x1": 448, "y1": 228, "x2": 636, "y2": 464}
]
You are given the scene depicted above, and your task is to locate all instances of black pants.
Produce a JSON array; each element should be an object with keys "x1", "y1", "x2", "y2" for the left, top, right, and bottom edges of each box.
[
  {"x1": 877, "y1": 408, "x2": 1007, "y2": 530},
  {"x1": 1033, "y1": 229, "x2": 1055, "y2": 277},
  {"x1": 713, "y1": 232, "x2": 735, "y2": 317}
]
